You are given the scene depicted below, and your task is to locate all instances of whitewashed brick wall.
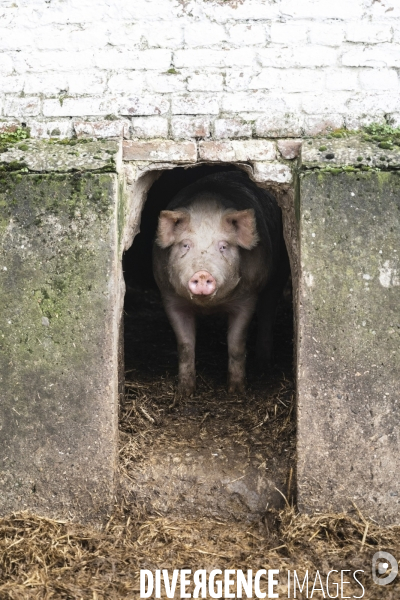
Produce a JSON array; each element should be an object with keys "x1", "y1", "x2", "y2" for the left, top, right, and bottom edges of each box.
[{"x1": 0, "y1": 0, "x2": 399, "y2": 140}]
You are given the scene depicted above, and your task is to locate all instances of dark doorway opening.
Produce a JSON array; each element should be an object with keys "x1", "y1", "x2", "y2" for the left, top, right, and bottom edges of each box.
[{"x1": 120, "y1": 165, "x2": 295, "y2": 521}]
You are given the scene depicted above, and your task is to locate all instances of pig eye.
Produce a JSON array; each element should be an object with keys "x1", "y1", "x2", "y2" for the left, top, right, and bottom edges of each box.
[
  {"x1": 180, "y1": 240, "x2": 191, "y2": 254},
  {"x1": 219, "y1": 241, "x2": 228, "y2": 252}
]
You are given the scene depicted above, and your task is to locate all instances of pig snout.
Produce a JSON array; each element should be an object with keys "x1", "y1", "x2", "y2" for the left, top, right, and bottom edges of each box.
[{"x1": 188, "y1": 270, "x2": 216, "y2": 296}]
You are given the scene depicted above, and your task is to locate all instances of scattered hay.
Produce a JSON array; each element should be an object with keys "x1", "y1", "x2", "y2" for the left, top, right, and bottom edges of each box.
[
  {"x1": 119, "y1": 370, "x2": 296, "y2": 515},
  {"x1": 1, "y1": 290, "x2": 399, "y2": 598},
  {"x1": 1, "y1": 505, "x2": 400, "y2": 598}
]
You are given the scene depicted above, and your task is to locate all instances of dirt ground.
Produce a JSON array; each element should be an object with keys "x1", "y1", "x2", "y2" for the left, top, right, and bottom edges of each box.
[
  {"x1": 1, "y1": 288, "x2": 400, "y2": 598},
  {"x1": 120, "y1": 285, "x2": 295, "y2": 521}
]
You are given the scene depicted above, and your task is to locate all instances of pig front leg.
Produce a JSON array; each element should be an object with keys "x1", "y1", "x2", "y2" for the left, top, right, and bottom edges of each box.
[
  {"x1": 163, "y1": 296, "x2": 196, "y2": 397},
  {"x1": 227, "y1": 297, "x2": 257, "y2": 394}
]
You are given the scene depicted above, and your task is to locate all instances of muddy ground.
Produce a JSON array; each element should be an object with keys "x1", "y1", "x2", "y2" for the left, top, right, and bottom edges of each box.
[{"x1": 1, "y1": 288, "x2": 400, "y2": 598}]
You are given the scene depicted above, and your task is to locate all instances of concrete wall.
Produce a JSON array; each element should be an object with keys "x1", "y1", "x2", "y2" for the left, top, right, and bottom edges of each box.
[
  {"x1": 0, "y1": 131, "x2": 399, "y2": 523},
  {"x1": 0, "y1": 0, "x2": 399, "y2": 140},
  {"x1": 0, "y1": 140, "x2": 124, "y2": 521}
]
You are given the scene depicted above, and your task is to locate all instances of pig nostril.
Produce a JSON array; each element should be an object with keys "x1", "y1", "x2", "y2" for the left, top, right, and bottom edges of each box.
[{"x1": 189, "y1": 270, "x2": 216, "y2": 295}]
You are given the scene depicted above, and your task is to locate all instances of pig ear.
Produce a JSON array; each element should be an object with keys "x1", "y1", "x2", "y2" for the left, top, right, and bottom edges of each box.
[
  {"x1": 223, "y1": 209, "x2": 259, "y2": 250},
  {"x1": 156, "y1": 210, "x2": 190, "y2": 248}
]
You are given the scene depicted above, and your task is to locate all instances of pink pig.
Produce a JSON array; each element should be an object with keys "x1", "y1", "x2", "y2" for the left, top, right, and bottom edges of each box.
[{"x1": 153, "y1": 172, "x2": 289, "y2": 396}]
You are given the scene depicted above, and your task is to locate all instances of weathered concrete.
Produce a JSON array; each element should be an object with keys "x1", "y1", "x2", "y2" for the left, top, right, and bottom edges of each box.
[
  {"x1": 0, "y1": 140, "x2": 124, "y2": 521},
  {"x1": 302, "y1": 135, "x2": 400, "y2": 170},
  {"x1": 297, "y1": 169, "x2": 400, "y2": 524},
  {"x1": 0, "y1": 138, "x2": 122, "y2": 173}
]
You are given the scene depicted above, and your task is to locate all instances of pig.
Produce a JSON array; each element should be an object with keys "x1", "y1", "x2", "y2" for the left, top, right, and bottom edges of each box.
[{"x1": 152, "y1": 171, "x2": 289, "y2": 396}]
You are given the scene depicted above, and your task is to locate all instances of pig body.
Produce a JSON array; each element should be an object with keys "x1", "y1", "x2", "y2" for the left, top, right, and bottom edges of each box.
[{"x1": 153, "y1": 171, "x2": 289, "y2": 395}]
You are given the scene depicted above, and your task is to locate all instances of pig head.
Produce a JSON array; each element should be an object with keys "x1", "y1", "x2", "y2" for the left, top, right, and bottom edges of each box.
[{"x1": 155, "y1": 198, "x2": 260, "y2": 307}]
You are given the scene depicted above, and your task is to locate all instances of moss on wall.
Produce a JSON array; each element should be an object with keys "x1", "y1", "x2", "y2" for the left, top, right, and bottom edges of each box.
[{"x1": 0, "y1": 172, "x2": 121, "y2": 520}]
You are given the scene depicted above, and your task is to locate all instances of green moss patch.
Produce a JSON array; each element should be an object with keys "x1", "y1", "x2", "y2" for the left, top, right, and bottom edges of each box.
[
  {"x1": 0, "y1": 127, "x2": 30, "y2": 153},
  {"x1": 363, "y1": 123, "x2": 400, "y2": 147}
]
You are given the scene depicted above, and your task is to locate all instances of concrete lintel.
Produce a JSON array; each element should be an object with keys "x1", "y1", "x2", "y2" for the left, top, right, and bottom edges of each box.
[
  {"x1": 0, "y1": 139, "x2": 122, "y2": 173},
  {"x1": 302, "y1": 135, "x2": 400, "y2": 170}
]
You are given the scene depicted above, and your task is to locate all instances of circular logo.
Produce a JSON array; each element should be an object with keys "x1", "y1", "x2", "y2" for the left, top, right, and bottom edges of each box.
[{"x1": 372, "y1": 551, "x2": 398, "y2": 586}]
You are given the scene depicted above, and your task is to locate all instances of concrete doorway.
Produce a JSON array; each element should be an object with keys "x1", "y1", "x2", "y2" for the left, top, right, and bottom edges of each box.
[{"x1": 120, "y1": 164, "x2": 296, "y2": 521}]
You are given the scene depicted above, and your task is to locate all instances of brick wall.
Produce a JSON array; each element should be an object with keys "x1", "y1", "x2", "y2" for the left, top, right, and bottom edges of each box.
[{"x1": 0, "y1": 0, "x2": 399, "y2": 140}]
